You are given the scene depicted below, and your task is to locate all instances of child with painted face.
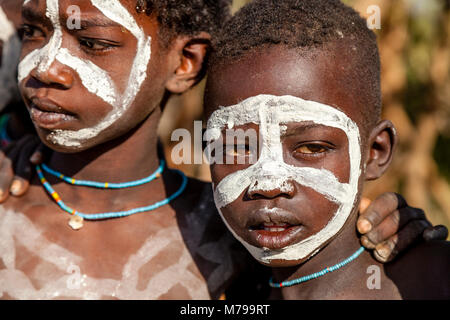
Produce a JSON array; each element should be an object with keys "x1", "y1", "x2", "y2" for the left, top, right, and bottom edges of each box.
[
  {"x1": 204, "y1": 0, "x2": 450, "y2": 299},
  {"x1": 0, "y1": 0, "x2": 251, "y2": 300}
]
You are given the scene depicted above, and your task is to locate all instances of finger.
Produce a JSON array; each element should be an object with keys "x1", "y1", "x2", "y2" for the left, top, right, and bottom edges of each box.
[
  {"x1": 357, "y1": 192, "x2": 407, "y2": 234},
  {"x1": 360, "y1": 235, "x2": 377, "y2": 250},
  {"x1": 364, "y1": 206, "x2": 427, "y2": 246},
  {"x1": 373, "y1": 220, "x2": 430, "y2": 263},
  {"x1": 0, "y1": 137, "x2": 31, "y2": 202},
  {"x1": 30, "y1": 143, "x2": 50, "y2": 165},
  {"x1": 359, "y1": 197, "x2": 372, "y2": 213},
  {"x1": 423, "y1": 225, "x2": 449, "y2": 242},
  {"x1": 10, "y1": 138, "x2": 39, "y2": 197},
  {"x1": 357, "y1": 198, "x2": 372, "y2": 235}
]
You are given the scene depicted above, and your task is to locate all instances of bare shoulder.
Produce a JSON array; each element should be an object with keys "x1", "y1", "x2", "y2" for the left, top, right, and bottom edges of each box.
[{"x1": 384, "y1": 240, "x2": 450, "y2": 299}]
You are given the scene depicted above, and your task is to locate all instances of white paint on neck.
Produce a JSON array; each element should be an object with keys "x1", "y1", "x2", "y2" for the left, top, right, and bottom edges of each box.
[
  {"x1": 207, "y1": 94, "x2": 362, "y2": 263},
  {"x1": 0, "y1": 6, "x2": 21, "y2": 111},
  {"x1": 18, "y1": 0, "x2": 152, "y2": 148}
]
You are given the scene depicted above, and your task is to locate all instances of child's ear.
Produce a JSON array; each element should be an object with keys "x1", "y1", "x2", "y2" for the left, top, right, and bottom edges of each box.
[
  {"x1": 364, "y1": 120, "x2": 398, "y2": 181},
  {"x1": 165, "y1": 32, "x2": 211, "y2": 94}
]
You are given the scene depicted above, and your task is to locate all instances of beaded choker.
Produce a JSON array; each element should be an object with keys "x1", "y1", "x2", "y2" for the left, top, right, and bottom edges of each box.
[
  {"x1": 269, "y1": 246, "x2": 365, "y2": 288},
  {"x1": 40, "y1": 160, "x2": 165, "y2": 189},
  {"x1": 36, "y1": 160, "x2": 188, "y2": 230}
]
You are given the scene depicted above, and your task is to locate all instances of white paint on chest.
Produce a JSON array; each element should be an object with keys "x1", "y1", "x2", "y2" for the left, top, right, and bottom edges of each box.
[
  {"x1": 17, "y1": 0, "x2": 152, "y2": 148},
  {"x1": 207, "y1": 94, "x2": 362, "y2": 263},
  {"x1": 0, "y1": 208, "x2": 213, "y2": 300}
]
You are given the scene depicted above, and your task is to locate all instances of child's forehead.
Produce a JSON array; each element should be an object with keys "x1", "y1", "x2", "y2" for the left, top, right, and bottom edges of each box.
[
  {"x1": 206, "y1": 45, "x2": 365, "y2": 130},
  {"x1": 207, "y1": 94, "x2": 355, "y2": 135}
]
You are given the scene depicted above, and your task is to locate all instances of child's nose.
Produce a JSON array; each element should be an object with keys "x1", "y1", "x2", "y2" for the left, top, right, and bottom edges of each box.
[
  {"x1": 31, "y1": 60, "x2": 73, "y2": 89},
  {"x1": 246, "y1": 178, "x2": 296, "y2": 200}
]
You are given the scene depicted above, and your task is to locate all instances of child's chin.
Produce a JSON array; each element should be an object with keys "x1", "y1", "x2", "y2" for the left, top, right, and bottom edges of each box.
[
  {"x1": 38, "y1": 132, "x2": 97, "y2": 154},
  {"x1": 258, "y1": 257, "x2": 309, "y2": 268}
]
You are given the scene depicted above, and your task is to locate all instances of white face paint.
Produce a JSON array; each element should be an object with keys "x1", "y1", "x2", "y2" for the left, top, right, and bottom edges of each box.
[
  {"x1": 0, "y1": 5, "x2": 21, "y2": 112},
  {"x1": 18, "y1": 0, "x2": 152, "y2": 148},
  {"x1": 207, "y1": 94, "x2": 362, "y2": 263}
]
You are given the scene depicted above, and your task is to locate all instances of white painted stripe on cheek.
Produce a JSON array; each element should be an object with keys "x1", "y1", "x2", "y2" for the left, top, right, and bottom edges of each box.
[
  {"x1": 214, "y1": 165, "x2": 351, "y2": 209},
  {"x1": 48, "y1": 0, "x2": 152, "y2": 147},
  {"x1": 56, "y1": 48, "x2": 118, "y2": 106},
  {"x1": 90, "y1": 0, "x2": 152, "y2": 109}
]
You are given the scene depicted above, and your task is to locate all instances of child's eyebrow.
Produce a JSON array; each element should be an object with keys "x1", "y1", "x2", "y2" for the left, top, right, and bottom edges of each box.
[
  {"x1": 281, "y1": 123, "x2": 328, "y2": 137},
  {"x1": 22, "y1": 6, "x2": 49, "y2": 26},
  {"x1": 66, "y1": 15, "x2": 122, "y2": 30}
]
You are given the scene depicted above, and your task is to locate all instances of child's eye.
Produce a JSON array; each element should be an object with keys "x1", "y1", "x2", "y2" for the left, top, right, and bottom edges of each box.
[
  {"x1": 225, "y1": 144, "x2": 252, "y2": 157},
  {"x1": 19, "y1": 24, "x2": 45, "y2": 41},
  {"x1": 79, "y1": 38, "x2": 119, "y2": 53},
  {"x1": 295, "y1": 144, "x2": 328, "y2": 154},
  {"x1": 293, "y1": 143, "x2": 334, "y2": 159}
]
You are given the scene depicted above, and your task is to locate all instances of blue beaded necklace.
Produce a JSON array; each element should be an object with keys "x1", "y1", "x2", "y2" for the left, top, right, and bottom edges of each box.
[
  {"x1": 41, "y1": 160, "x2": 165, "y2": 189},
  {"x1": 36, "y1": 161, "x2": 188, "y2": 230},
  {"x1": 269, "y1": 246, "x2": 365, "y2": 288}
]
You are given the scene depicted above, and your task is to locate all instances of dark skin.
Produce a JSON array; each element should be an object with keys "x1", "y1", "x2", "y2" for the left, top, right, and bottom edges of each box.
[
  {"x1": 0, "y1": 0, "x2": 447, "y2": 298},
  {"x1": 0, "y1": 0, "x2": 448, "y2": 266},
  {"x1": 0, "y1": 0, "x2": 243, "y2": 300},
  {"x1": 205, "y1": 44, "x2": 450, "y2": 299}
]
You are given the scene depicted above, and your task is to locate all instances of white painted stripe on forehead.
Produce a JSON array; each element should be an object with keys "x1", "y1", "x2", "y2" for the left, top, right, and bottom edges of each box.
[
  {"x1": 208, "y1": 95, "x2": 354, "y2": 132},
  {"x1": 90, "y1": 0, "x2": 152, "y2": 108},
  {"x1": 38, "y1": 0, "x2": 62, "y2": 74},
  {"x1": 91, "y1": 0, "x2": 141, "y2": 35}
]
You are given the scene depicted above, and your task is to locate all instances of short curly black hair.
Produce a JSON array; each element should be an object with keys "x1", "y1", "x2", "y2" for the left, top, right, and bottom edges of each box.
[
  {"x1": 209, "y1": 0, "x2": 382, "y2": 130},
  {"x1": 135, "y1": 0, "x2": 232, "y2": 41}
]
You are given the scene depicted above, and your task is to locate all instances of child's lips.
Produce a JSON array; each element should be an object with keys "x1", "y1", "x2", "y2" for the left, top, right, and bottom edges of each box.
[
  {"x1": 246, "y1": 207, "x2": 306, "y2": 250},
  {"x1": 249, "y1": 224, "x2": 305, "y2": 250},
  {"x1": 29, "y1": 98, "x2": 77, "y2": 129},
  {"x1": 30, "y1": 106, "x2": 77, "y2": 129}
]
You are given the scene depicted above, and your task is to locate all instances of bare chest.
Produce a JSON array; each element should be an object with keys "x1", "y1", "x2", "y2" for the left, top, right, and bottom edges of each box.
[{"x1": 0, "y1": 205, "x2": 234, "y2": 300}]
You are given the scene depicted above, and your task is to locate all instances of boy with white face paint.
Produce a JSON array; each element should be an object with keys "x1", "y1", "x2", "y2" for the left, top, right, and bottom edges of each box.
[
  {"x1": 0, "y1": 0, "x2": 256, "y2": 300},
  {"x1": 205, "y1": 0, "x2": 450, "y2": 299}
]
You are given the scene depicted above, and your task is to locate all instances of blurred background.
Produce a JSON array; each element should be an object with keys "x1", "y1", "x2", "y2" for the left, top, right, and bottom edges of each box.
[{"x1": 158, "y1": 0, "x2": 450, "y2": 232}]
